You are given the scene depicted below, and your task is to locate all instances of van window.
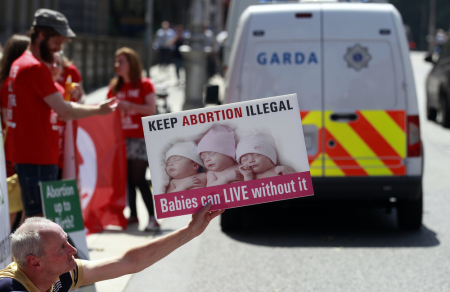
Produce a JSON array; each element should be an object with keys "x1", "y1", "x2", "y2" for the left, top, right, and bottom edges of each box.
[{"x1": 323, "y1": 41, "x2": 398, "y2": 110}]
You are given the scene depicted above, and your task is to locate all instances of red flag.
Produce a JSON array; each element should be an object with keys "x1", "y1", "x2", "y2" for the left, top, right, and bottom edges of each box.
[{"x1": 76, "y1": 111, "x2": 127, "y2": 234}]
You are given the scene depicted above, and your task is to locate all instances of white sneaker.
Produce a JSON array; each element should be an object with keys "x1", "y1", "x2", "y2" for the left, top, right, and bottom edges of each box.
[{"x1": 145, "y1": 217, "x2": 160, "y2": 231}]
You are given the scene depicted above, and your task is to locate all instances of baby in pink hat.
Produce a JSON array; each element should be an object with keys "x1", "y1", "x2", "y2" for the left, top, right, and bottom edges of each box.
[
  {"x1": 236, "y1": 133, "x2": 296, "y2": 180},
  {"x1": 197, "y1": 124, "x2": 243, "y2": 186},
  {"x1": 165, "y1": 141, "x2": 207, "y2": 193}
]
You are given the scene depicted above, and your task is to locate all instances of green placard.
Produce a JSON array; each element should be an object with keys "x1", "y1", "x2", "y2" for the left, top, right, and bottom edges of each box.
[{"x1": 40, "y1": 180, "x2": 84, "y2": 233}]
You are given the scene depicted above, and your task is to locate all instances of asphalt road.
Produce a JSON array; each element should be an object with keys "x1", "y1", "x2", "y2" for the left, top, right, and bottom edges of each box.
[{"x1": 122, "y1": 52, "x2": 449, "y2": 292}]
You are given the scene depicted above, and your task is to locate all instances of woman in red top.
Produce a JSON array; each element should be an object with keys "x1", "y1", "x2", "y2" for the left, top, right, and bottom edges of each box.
[
  {"x1": 57, "y1": 54, "x2": 85, "y2": 103},
  {"x1": 107, "y1": 47, "x2": 158, "y2": 231},
  {"x1": 0, "y1": 34, "x2": 31, "y2": 230},
  {"x1": 50, "y1": 51, "x2": 83, "y2": 177}
]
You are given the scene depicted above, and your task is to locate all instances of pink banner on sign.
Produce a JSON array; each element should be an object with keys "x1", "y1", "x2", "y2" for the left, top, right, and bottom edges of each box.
[{"x1": 154, "y1": 171, "x2": 313, "y2": 219}]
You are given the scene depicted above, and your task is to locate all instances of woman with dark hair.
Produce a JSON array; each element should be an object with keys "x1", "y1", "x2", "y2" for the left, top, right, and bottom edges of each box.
[
  {"x1": 0, "y1": 36, "x2": 30, "y2": 79},
  {"x1": 107, "y1": 47, "x2": 159, "y2": 231},
  {"x1": 0, "y1": 34, "x2": 31, "y2": 230}
]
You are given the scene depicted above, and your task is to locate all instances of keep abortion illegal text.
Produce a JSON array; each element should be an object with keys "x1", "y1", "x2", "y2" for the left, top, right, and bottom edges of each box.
[{"x1": 147, "y1": 99, "x2": 294, "y2": 132}]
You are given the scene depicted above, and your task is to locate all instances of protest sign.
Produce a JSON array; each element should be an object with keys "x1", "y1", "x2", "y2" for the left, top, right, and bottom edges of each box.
[
  {"x1": 0, "y1": 128, "x2": 10, "y2": 269},
  {"x1": 142, "y1": 94, "x2": 313, "y2": 219},
  {"x1": 40, "y1": 180, "x2": 91, "y2": 261}
]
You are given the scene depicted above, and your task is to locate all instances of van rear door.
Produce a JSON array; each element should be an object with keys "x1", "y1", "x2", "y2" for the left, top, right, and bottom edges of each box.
[
  {"x1": 239, "y1": 5, "x2": 323, "y2": 176},
  {"x1": 322, "y1": 5, "x2": 407, "y2": 177}
]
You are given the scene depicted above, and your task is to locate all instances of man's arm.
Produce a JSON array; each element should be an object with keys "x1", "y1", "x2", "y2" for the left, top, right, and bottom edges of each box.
[
  {"x1": 80, "y1": 203, "x2": 224, "y2": 286},
  {"x1": 44, "y1": 91, "x2": 116, "y2": 121}
]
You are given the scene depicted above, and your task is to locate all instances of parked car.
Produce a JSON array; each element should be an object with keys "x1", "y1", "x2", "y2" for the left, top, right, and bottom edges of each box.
[{"x1": 425, "y1": 40, "x2": 450, "y2": 127}]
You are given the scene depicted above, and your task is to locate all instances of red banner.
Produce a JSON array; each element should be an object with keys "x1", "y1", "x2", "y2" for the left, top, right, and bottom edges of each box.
[{"x1": 76, "y1": 111, "x2": 127, "y2": 234}]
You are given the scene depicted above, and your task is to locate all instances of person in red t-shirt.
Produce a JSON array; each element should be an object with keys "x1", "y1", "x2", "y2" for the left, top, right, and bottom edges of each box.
[
  {"x1": 56, "y1": 54, "x2": 85, "y2": 103},
  {"x1": 10, "y1": 9, "x2": 116, "y2": 218},
  {"x1": 0, "y1": 35, "x2": 30, "y2": 175},
  {"x1": 107, "y1": 47, "x2": 158, "y2": 231},
  {"x1": 0, "y1": 34, "x2": 31, "y2": 230},
  {"x1": 50, "y1": 51, "x2": 79, "y2": 176}
]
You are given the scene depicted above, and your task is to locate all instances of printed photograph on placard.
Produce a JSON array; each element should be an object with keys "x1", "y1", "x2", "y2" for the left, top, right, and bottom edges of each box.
[
  {"x1": 142, "y1": 94, "x2": 314, "y2": 219},
  {"x1": 165, "y1": 125, "x2": 302, "y2": 193}
]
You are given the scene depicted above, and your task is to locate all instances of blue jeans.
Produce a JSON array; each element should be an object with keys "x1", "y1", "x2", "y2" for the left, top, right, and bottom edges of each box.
[{"x1": 15, "y1": 164, "x2": 58, "y2": 216}]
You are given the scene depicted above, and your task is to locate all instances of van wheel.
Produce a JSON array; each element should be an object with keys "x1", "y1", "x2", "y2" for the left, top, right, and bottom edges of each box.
[
  {"x1": 220, "y1": 208, "x2": 243, "y2": 232},
  {"x1": 437, "y1": 95, "x2": 450, "y2": 127},
  {"x1": 396, "y1": 196, "x2": 423, "y2": 230}
]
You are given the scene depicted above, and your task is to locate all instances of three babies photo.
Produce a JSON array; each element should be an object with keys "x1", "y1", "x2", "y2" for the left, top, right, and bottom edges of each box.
[{"x1": 164, "y1": 124, "x2": 296, "y2": 194}]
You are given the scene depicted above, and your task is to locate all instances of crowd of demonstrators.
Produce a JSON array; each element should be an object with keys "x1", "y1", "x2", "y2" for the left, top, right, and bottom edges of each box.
[
  {"x1": 0, "y1": 9, "x2": 227, "y2": 235},
  {"x1": 0, "y1": 205, "x2": 224, "y2": 292},
  {"x1": 107, "y1": 47, "x2": 160, "y2": 231},
  {"x1": 0, "y1": 35, "x2": 86, "y2": 232},
  {"x1": 0, "y1": 34, "x2": 31, "y2": 230},
  {"x1": 6, "y1": 8, "x2": 115, "y2": 221},
  {"x1": 0, "y1": 9, "x2": 231, "y2": 291},
  {"x1": 0, "y1": 8, "x2": 163, "y2": 233}
]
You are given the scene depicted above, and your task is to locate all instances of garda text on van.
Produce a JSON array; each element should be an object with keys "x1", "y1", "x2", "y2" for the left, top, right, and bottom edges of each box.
[{"x1": 257, "y1": 52, "x2": 319, "y2": 65}]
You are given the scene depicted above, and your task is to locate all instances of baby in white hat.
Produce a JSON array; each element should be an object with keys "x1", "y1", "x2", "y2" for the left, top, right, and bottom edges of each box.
[
  {"x1": 236, "y1": 133, "x2": 296, "y2": 180},
  {"x1": 165, "y1": 141, "x2": 207, "y2": 193},
  {"x1": 197, "y1": 124, "x2": 243, "y2": 186}
]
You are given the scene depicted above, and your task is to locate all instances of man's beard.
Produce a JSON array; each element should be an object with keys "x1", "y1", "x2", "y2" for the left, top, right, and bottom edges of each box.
[{"x1": 40, "y1": 38, "x2": 54, "y2": 63}]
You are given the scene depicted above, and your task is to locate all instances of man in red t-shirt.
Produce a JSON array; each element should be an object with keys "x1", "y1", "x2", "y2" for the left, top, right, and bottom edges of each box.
[{"x1": 9, "y1": 9, "x2": 116, "y2": 217}]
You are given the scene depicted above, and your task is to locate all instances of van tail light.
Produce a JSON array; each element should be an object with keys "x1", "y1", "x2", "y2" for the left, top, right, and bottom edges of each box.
[{"x1": 407, "y1": 115, "x2": 421, "y2": 157}]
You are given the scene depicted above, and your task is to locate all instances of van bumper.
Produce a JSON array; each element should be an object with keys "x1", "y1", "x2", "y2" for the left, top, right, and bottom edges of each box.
[{"x1": 308, "y1": 176, "x2": 422, "y2": 201}]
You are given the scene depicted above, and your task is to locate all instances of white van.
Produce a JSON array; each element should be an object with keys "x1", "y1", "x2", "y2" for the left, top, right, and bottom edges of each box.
[
  {"x1": 223, "y1": 0, "x2": 295, "y2": 72},
  {"x1": 223, "y1": 2, "x2": 423, "y2": 230}
]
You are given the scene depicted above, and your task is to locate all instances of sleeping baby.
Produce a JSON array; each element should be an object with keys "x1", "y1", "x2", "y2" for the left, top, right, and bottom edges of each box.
[
  {"x1": 236, "y1": 133, "x2": 296, "y2": 180},
  {"x1": 165, "y1": 141, "x2": 207, "y2": 193},
  {"x1": 197, "y1": 124, "x2": 243, "y2": 186}
]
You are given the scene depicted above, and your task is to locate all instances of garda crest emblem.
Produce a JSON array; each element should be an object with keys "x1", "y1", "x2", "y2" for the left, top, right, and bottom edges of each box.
[{"x1": 344, "y1": 44, "x2": 371, "y2": 71}]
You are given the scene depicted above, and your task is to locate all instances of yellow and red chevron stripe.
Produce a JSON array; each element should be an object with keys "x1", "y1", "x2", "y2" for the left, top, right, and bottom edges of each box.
[{"x1": 300, "y1": 110, "x2": 406, "y2": 177}]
